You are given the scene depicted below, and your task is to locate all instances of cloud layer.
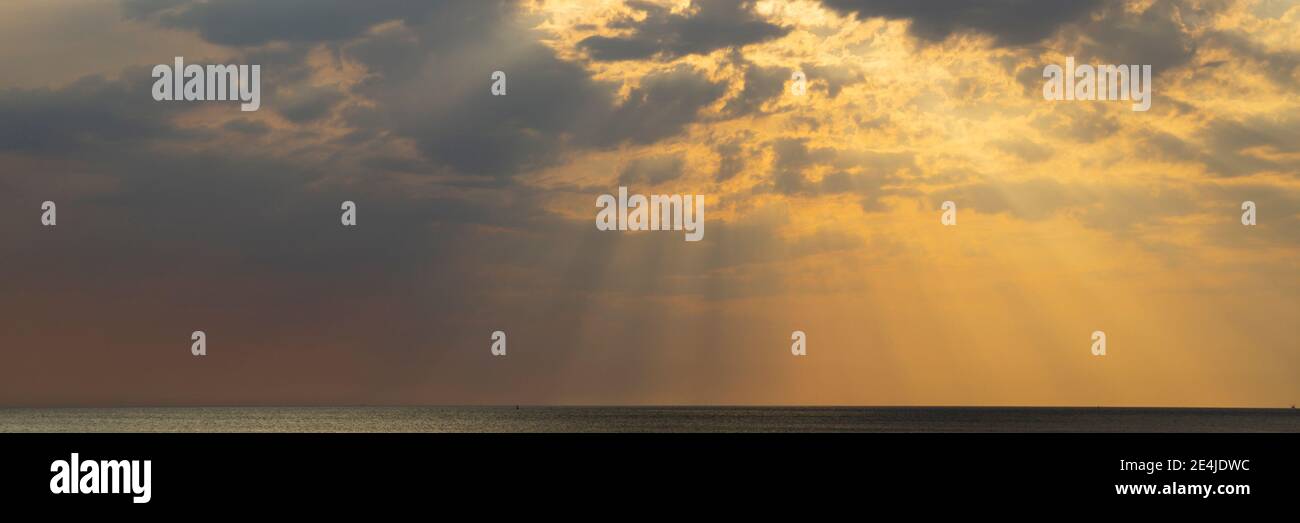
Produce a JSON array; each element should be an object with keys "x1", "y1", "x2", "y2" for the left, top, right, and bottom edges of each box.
[{"x1": 0, "y1": 0, "x2": 1296, "y2": 407}]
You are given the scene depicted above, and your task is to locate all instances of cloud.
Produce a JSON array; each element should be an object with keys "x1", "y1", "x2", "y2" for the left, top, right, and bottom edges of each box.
[
  {"x1": 721, "y1": 58, "x2": 789, "y2": 116},
  {"x1": 590, "y1": 65, "x2": 727, "y2": 146},
  {"x1": 619, "y1": 153, "x2": 686, "y2": 185},
  {"x1": 1203, "y1": 29, "x2": 1300, "y2": 90},
  {"x1": 1072, "y1": 0, "x2": 1200, "y2": 73},
  {"x1": 2, "y1": 0, "x2": 1298, "y2": 406},
  {"x1": 0, "y1": 69, "x2": 192, "y2": 154},
  {"x1": 341, "y1": 11, "x2": 600, "y2": 178},
  {"x1": 1206, "y1": 30, "x2": 1300, "y2": 87},
  {"x1": 929, "y1": 177, "x2": 1209, "y2": 242},
  {"x1": 930, "y1": 178, "x2": 1079, "y2": 221},
  {"x1": 277, "y1": 85, "x2": 346, "y2": 123},
  {"x1": 125, "y1": 0, "x2": 446, "y2": 46},
  {"x1": 799, "y1": 62, "x2": 863, "y2": 98},
  {"x1": 223, "y1": 118, "x2": 270, "y2": 136},
  {"x1": 763, "y1": 138, "x2": 911, "y2": 210},
  {"x1": 1197, "y1": 182, "x2": 1300, "y2": 248},
  {"x1": 579, "y1": 0, "x2": 789, "y2": 61},
  {"x1": 340, "y1": 8, "x2": 725, "y2": 179},
  {"x1": 1146, "y1": 110, "x2": 1300, "y2": 178},
  {"x1": 1032, "y1": 104, "x2": 1122, "y2": 144},
  {"x1": 713, "y1": 136, "x2": 750, "y2": 181},
  {"x1": 1200, "y1": 111, "x2": 1300, "y2": 177},
  {"x1": 991, "y1": 138, "x2": 1053, "y2": 163},
  {"x1": 820, "y1": 0, "x2": 1104, "y2": 46}
]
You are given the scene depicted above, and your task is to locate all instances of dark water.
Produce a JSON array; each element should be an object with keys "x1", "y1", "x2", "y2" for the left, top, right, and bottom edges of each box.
[{"x1": 1, "y1": 407, "x2": 1297, "y2": 432}]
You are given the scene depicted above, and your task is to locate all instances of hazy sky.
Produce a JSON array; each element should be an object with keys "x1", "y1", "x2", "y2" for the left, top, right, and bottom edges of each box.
[{"x1": 1, "y1": 0, "x2": 1296, "y2": 407}]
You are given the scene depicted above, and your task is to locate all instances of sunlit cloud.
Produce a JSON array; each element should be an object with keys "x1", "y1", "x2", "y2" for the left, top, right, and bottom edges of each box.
[{"x1": 0, "y1": 0, "x2": 1296, "y2": 407}]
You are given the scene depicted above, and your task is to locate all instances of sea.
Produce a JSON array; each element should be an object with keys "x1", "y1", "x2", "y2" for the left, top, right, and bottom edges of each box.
[{"x1": 1, "y1": 406, "x2": 1297, "y2": 432}]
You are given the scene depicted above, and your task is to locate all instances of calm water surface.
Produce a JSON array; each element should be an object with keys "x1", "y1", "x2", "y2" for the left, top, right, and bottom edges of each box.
[{"x1": 1, "y1": 407, "x2": 1297, "y2": 432}]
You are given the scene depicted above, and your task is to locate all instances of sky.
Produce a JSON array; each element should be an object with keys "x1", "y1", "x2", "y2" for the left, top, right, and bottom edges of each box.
[{"x1": 0, "y1": 0, "x2": 1296, "y2": 407}]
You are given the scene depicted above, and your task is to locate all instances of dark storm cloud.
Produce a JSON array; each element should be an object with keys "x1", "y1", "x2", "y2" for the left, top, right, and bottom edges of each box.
[
  {"x1": 769, "y1": 137, "x2": 834, "y2": 194},
  {"x1": 1072, "y1": 0, "x2": 1199, "y2": 73},
  {"x1": 589, "y1": 66, "x2": 727, "y2": 147},
  {"x1": 223, "y1": 118, "x2": 270, "y2": 136},
  {"x1": 0, "y1": 35, "x2": 326, "y2": 152},
  {"x1": 820, "y1": 0, "x2": 1104, "y2": 46},
  {"x1": 1006, "y1": 0, "x2": 1266, "y2": 93},
  {"x1": 109, "y1": 1, "x2": 736, "y2": 181},
  {"x1": 579, "y1": 0, "x2": 789, "y2": 61},
  {"x1": 721, "y1": 61, "x2": 789, "y2": 116},
  {"x1": 800, "y1": 63, "x2": 863, "y2": 98},
  {"x1": 765, "y1": 138, "x2": 911, "y2": 210},
  {"x1": 618, "y1": 153, "x2": 685, "y2": 185},
  {"x1": 1203, "y1": 30, "x2": 1300, "y2": 90},
  {"x1": 0, "y1": 1, "x2": 592, "y2": 319},
  {"x1": 0, "y1": 0, "x2": 739, "y2": 339},
  {"x1": 0, "y1": 0, "x2": 733, "y2": 311},
  {"x1": 1008, "y1": 1, "x2": 1287, "y2": 101},
  {"x1": 340, "y1": 13, "x2": 585, "y2": 178},
  {"x1": 1199, "y1": 111, "x2": 1300, "y2": 177},
  {"x1": 277, "y1": 85, "x2": 346, "y2": 123},
  {"x1": 0, "y1": 69, "x2": 191, "y2": 153},
  {"x1": 339, "y1": 7, "x2": 724, "y2": 178},
  {"x1": 713, "y1": 137, "x2": 748, "y2": 182},
  {"x1": 123, "y1": 0, "x2": 444, "y2": 46},
  {"x1": 1144, "y1": 111, "x2": 1300, "y2": 178},
  {"x1": 0, "y1": 39, "x2": 321, "y2": 144},
  {"x1": 119, "y1": 0, "x2": 188, "y2": 19},
  {"x1": 1030, "y1": 104, "x2": 1121, "y2": 144}
]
